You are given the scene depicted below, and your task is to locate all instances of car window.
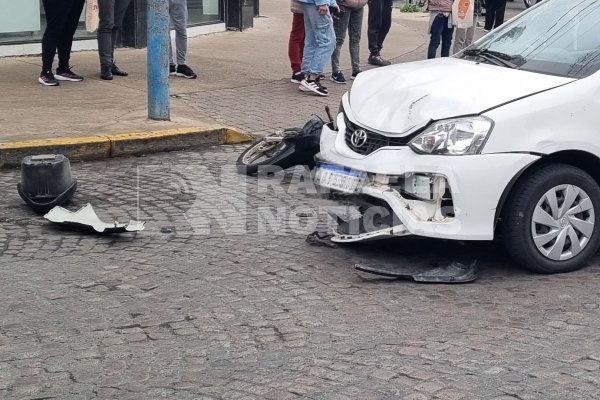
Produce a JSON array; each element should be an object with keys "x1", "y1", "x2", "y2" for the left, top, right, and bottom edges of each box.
[{"x1": 458, "y1": 0, "x2": 600, "y2": 78}]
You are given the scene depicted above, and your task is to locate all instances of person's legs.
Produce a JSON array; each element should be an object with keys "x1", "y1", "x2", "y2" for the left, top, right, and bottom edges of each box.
[
  {"x1": 97, "y1": 0, "x2": 116, "y2": 70},
  {"x1": 367, "y1": 0, "x2": 383, "y2": 55},
  {"x1": 377, "y1": 0, "x2": 392, "y2": 53},
  {"x1": 494, "y1": 0, "x2": 507, "y2": 27},
  {"x1": 308, "y1": 13, "x2": 335, "y2": 75},
  {"x1": 453, "y1": 28, "x2": 467, "y2": 55},
  {"x1": 300, "y1": 3, "x2": 316, "y2": 76},
  {"x1": 465, "y1": 15, "x2": 476, "y2": 47},
  {"x1": 331, "y1": 8, "x2": 350, "y2": 74},
  {"x1": 427, "y1": 13, "x2": 444, "y2": 59},
  {"x1": 348, "y1": 7, "x2": 363, "y2": 74},
  {"x1": 454, "y1": 14, "x2": 476, "y2": 54},
  {"x1": 289, "y1": 12, "x2": 305, "y2": 74},
  {"x1": 169, "y1": 0, "x2": 188, "y2": 66},
  {"x1": 300, "y1": 4, "x2": 334, "y2": 95},
  {"x1": 367, "y1": 0, "x2": 390, "y2": 65},
  {"x1": 441, "y1": 21, "x2": 454, "y2": 57},
  {"x1": 41, "y1": 0, "x2": 70, "y2": 71},
  {"x1": 111, "y1": 0, "x2": 132, "y2": 65},
  {"x1": 57, "y1": 0, "x2": 85, "y2": 70},
  {"x1": 484, "y1": 0, "x2": 497, "y2": 31}
]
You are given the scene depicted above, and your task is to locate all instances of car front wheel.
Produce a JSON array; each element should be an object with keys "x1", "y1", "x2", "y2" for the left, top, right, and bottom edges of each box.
[{"x1": 503, "y1": 164, "x2": 600, "y2": 273}]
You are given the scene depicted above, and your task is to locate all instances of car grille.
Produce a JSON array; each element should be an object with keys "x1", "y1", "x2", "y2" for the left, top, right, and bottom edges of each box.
[{"x1": 344, "y1": 113, "x2": 412, "y2": 156}]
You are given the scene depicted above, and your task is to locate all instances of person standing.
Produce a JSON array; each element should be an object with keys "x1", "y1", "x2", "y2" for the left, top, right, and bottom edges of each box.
[
  {"x1": 427, "y1": 0, "x2": 454, "y2": 59},
  {"x1": 330, "y1": 0, "x2": 367, "y2": 84},
  {"x1": 39, "y1": 0, "x2": 86, "y2": 86},
  {"x1": 289, "y1": 0, "x2": 306, "y2": 84},
  {"x1": 168, "y1": 0, "x2": 197, "y2": 79},
  {"x1": 484, "y1": 0, "x2": 508, "y2": 31},
  {"x1": 97, "y1": 0, "x2": 133, "y2": 80},
  {"x1": 452, "y1": 0, "x2": 480, "y2": 54},
  {"x1": 367, "y1": 0, "x2": 392, "y2": 66},
  {"x1": 297, "y1": 0, "x2": 338, "y2": 96}
]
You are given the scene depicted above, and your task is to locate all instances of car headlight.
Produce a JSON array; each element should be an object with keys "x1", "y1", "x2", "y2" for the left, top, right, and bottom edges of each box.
[{"x1": 409, "y1": 116, "x2": 493, "y2": 155}]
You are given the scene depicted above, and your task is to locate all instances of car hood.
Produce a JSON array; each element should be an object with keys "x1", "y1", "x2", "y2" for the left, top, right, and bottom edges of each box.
[{"x1": 348, "y1": 58, "x2": 574, "y2": 134}]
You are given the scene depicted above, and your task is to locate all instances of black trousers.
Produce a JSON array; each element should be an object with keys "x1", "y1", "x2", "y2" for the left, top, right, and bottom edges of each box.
[
  {"x1": 367, "y1": 0, "x2": 393, "y2": 55},
  {"x1": 97, "y1": 0, "x2": 133, "y2": 69},
  {"x1": 41, "y1": 0, "x2": 85, "y2": 71},
  {"x1": 484, "y1": 0, "x2": 507, "y2": 30}
]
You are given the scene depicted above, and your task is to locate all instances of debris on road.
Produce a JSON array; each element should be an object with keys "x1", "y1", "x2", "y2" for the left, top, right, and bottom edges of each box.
[
  {"x1": 355, "y1": 261, "x2": 478, "y2": 283},
  {"x1": 17, "y1": 154, "x2": 77, "y2": 214},
  {"x1": 306, "y1": 231, "x2": 338, "y2": 248},
  {"x1": 44, "y1": 203, "x2": 145, "y2": 234}
]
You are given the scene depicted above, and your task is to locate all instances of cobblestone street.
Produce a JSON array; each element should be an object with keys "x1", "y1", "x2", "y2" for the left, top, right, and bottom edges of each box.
[
  {"x1": 2, "y1": 2, "x2": 600, "y2": 399},
  {"x1": 1, "y1": 145, "x2": 600, "y2": 400}
]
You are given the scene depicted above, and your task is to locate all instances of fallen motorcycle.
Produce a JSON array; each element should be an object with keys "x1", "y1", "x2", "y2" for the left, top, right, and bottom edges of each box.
[
  {"x1": 524, "y1": 0, "x2": 542, "y2": 8},
  {"x1": 236, "y1": 110, "x2": 332, "y2": 175}
]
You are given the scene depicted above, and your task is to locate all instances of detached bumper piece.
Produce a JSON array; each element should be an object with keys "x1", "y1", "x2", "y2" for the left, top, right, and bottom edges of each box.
[
  {"x1": 355, "y1": 261, "x2": 478, "y2": 283},
  {"x1": 44, "y1": 203, "x2": 145, "y2": 234}
]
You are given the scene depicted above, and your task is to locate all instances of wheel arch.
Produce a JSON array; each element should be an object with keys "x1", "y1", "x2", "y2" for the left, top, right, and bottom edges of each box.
[{"x1": 494, "y1": 150, "x2": 600, "y2": 237}]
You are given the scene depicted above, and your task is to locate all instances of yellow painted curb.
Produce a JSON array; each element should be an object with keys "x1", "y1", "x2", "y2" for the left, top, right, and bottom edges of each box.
[
  {"x1": 0, "y1": 136, "x2": 112, "y2": 168},
  {"x1": 106, "y1": 127, "x2": 222, "y2": 141},
  {"x1": 0, "y1": 135, "x2": 110, "y2": 150},
  {"x1": 225, "y1": 128, "x2": 254, "y2": 144},
  {"x1": 0, "y1": 126, "x2": 247, "y2": 167}
]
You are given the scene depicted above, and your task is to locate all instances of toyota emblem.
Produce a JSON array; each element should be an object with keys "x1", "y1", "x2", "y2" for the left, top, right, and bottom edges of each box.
[{"x1": 350, "y1": 129, "x2": 368, "y2": 148}]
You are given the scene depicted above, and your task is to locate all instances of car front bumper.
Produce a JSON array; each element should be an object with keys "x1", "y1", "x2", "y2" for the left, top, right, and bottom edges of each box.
[{"x1": 318, "y1": 123, "x2": 540, "y2": 241}]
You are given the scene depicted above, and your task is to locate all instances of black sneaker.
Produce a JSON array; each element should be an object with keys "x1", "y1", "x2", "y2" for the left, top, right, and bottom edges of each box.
[
  {"x1": 111, "y1": 64, "x2": 128, "y2": 76},
  {"x1": 100, "y1": 67, "x2": 113, "y2": 80},
  {"x1": 38, "y1": 70, "x2": 59, "y2": 86},
  {"x1": 300, "y1": 79, "x2": 328, "y2": 96},
  {"x1": 291, "y1": 71, "x2": 304, "y2": 84},
  {"x1": 330, "y1": 71, "x2": 347, "y2": 84},
  {"x1": 170, "y1": 64, "x2": 177, "y2": 75},
  {"x1": 176, "y1": 64, "x2": 197, "y2": 79},
  {"x1": 368, "y1": 54, "x2": 391, "y2": 66},
  {"x1": 55, "y1": 67, "x2": 83, "y2": 82},
  {"x1": 351, "y1": 70, "x2": 362, "y2": 80}
]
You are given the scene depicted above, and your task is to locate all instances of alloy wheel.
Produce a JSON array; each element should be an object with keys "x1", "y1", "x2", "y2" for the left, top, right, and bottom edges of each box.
[{"x1": 531, "y1": 184, "x2": 595, "y2": 261}]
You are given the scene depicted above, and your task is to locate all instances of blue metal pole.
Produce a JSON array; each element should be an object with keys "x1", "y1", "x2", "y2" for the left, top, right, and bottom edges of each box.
[{"x1": 147, "y1": 0, "x2": 170, "y2": 120}]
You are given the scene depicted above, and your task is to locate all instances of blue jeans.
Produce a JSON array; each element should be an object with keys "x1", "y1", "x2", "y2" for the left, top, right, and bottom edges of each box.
[
  {"x1": 427, "y1": 12, "x2": 454, "y2": 59},
  {"x1": 331, "y1": 6, "x2": 364, "y2": 74},
  {"x1": 301, "y1": 3, "x2": 336, "y2": 76}
]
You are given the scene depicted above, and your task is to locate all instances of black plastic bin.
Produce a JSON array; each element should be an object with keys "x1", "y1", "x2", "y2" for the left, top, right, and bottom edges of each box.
[{"x1": 17, "y1": 154, "x2": 77, "y2": 214}]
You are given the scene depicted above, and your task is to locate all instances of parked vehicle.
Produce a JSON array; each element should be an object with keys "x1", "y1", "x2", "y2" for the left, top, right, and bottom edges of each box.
[{"x1": 314, "y1": 0, "x2": 600, "y2": 273}]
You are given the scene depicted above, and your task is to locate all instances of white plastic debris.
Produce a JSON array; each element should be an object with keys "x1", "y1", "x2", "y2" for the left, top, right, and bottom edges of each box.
[{"x1": 44, "y1": 203, "x2": 145, "y2": 233}]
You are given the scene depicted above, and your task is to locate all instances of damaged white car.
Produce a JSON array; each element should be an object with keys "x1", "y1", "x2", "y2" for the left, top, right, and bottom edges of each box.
[{"x1": 315, "y1": 0, "x2": 600, "y2": 273}]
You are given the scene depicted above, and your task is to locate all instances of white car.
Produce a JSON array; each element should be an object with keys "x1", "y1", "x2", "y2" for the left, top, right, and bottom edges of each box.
[{"x1": 315, "y1": 0, "x2": 600, "y2": 273}]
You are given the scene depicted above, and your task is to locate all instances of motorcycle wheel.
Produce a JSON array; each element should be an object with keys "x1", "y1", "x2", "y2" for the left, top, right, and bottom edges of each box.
[
  {"x1": 236, "y1": 129, "x2": 301, "y2": 175},
  {"x1": 524, "y1": 0, "x2": 539, "y2": 8}
]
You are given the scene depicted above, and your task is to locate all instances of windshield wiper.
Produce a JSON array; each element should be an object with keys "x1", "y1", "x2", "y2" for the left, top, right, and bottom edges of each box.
[{"x1": 462, "y1": 48, "x2": 522, "y2": 69}]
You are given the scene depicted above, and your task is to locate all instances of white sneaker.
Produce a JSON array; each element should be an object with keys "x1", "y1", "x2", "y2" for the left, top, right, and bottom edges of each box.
[{"x1": 300, "y1": 79, "x2": 328, "y2": 96}]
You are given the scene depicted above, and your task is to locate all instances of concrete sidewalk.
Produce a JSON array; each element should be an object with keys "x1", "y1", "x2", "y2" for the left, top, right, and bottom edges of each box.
[{"x1": 0, "y1": 0, "x2": 433, "y2": 166}]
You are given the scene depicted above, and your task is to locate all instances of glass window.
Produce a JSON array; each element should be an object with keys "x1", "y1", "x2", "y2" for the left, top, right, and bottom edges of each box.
[
  {"x1": 187, "y1": 0, "x2": 222, "y2": 25},
  {"x1": 0, "y1": 0, "x2": 94, "y2": 45},
  {"x1": 459, "y1": 0, "x2": 600, "y2": 79}
]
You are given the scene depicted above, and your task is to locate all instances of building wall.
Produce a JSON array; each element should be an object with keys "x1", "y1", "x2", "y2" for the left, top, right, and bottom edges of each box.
[{"x1": 0, "y1": 0, "x2": 247, "y2": 57}]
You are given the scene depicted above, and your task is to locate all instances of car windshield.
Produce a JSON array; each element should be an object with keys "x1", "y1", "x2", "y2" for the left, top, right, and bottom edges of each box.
[{"x1": 457, "y1": 0, "x2": 600, "y2": 78}]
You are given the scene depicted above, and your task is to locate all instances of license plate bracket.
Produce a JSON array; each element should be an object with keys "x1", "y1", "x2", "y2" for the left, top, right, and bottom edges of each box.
[{"x1": 314, "y1": 162, "x2": 366, "y2": 194}]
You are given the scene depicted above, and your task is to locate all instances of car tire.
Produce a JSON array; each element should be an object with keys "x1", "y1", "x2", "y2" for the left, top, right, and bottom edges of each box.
[{"x1": 502, "y1": 163, "x2": 600, "y2": 273}]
